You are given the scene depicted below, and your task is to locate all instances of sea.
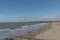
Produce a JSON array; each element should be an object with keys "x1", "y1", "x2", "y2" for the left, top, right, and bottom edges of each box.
[{"x1": 0, "y1": 23, "x2": 47, "y2": 40}]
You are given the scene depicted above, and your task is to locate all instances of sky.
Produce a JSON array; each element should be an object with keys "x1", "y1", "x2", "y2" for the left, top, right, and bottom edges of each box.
[{"x1": 0, "y1": 0, "x2": 60, "y2": 22}]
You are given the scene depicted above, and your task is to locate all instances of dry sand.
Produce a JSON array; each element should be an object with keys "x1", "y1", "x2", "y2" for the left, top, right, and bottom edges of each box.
[{"x1": 34, "y1": 22, "x2": 60, "y2": 40}]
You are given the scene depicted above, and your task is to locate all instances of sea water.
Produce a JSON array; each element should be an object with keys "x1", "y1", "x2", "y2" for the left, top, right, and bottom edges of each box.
[{"x1": 0, "y1": 23, "x2": 47, "y2": 40}]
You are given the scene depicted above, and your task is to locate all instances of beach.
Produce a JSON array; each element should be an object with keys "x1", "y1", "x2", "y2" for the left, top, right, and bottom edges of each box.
[
  {"x1": 34, "y1": 22, "x2": 60, "y2": 40},
  {"x1": 13, "y1": 22, "x2": 60, "y2": 40},
  {"x1": 3, "y1": 22, "x2": 60, "y2": 40},
  {"x1": 13, "y1": 23, "x2": 52, "y2": 40}
]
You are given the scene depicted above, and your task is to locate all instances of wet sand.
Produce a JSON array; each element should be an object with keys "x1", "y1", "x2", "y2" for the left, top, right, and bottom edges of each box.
[
  {"x1": 14, "y1": 23, "x2": 52, "y2": 40},
  {"x1": 22, "y1": 23, "x2": 51, "y2": 38}
]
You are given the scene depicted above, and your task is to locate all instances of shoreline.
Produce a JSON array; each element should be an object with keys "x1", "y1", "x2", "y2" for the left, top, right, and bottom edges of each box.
[
  {"x1": 22, "y1": 23, "x2": 52, "y2": 38},
  {"x1": 35, "y1": 22, "x2": 60, "y2": 39},
  {"x1": 13, "y1": 23, "x2": 52, "y2": 40}
]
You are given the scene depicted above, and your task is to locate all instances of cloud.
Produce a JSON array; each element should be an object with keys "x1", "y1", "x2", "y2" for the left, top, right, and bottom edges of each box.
[
  {"x1": 0, "y1": 14, "x2": 59, "y2": 22},
  {"x1": 0, "y1": 14, "x2": 20, "y2": 22}
]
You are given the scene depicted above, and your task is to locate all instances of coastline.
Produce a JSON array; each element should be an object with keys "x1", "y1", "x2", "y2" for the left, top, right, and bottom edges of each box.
[
  {"x1": 13, "y1": 23, "x2": 52, "y2": 40},
  {"x1": 35, "y1": 22, "x2": 60, "y2": 40}
]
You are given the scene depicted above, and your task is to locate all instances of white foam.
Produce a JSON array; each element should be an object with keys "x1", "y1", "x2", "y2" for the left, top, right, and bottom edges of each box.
[
  {"x1": 0, "y1": 23, "x2": 48, "y2": 39},
  {"x1": 0, "y1": 28, "x2": 10, "y2": 31}
]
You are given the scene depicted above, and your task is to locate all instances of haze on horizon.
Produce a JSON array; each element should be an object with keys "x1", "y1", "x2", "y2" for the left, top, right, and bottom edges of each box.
[{"x1": 0, "y1": 0, "x2": 60, "y2": 22}]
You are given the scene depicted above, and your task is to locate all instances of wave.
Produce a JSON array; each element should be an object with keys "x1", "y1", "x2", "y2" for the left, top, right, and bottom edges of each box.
[
  {"x1": 0, "y1": 28, "x2": 10, "y2": 31},
  {"x1": 0, "y1": 23, "x2": 47, "y2": 32}
]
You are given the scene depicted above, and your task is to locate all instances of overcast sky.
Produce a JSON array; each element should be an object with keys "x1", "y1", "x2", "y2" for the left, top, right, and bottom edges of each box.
[{"x1": 0, "y1": 0, "x2": 60, "y2": 22}]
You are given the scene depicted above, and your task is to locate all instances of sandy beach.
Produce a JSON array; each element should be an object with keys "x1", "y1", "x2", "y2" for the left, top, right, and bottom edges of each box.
[
  {"x1": 8, "y1": 22, "x2": 60, "y2": 40},
  {"x1": 34, "y1": 22, "x2": 60, "y2": 40}
]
